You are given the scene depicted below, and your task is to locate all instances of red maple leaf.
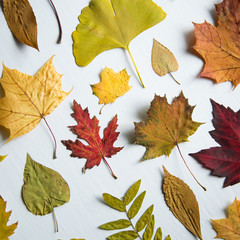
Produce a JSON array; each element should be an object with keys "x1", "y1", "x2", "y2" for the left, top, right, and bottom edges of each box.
[
  {"x1": 62, "y1": 100, "x2": 123, "y2": 179},
  {"x1": 190, "y1": 100, "x2": 240, "y2": 187}
]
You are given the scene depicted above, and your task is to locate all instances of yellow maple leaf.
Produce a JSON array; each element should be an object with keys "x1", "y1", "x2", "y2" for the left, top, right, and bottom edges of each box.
[
  {"x1": 0, "y1": 196, "x2": 18, "y2": 240},
  {"x1": 212, "y1": 198, "x2": 240, "y2": 240},
  {"x1": 91, "y1": 67, "x2": 132, "y2": 106},
  {"x1": 0, "y1": 56, "x2": 70, "y2": 158}
]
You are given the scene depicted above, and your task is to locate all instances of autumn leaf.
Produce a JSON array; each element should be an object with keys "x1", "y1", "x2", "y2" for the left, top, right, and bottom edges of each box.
[
  {"x1": 193, "y1": 0, "x2": 240, "y2": 88},
  {"x1": 72, "y1": 0, "x2": 166, "y2": 87},
  {"x1": 0, "y1": 196, "x2": 18, "y2": 240},
  {"x1": 22, "y1": 154, "x2": 70, "y2": 232},
  {"x1": 162, "y1": 166, "x2": 202, "y2": 240},
  {"x1": 134, "y1": 92, "x2": 205, "y2": 190},
  {"x1": 211, "y1": 198, "x2": 240, "y2": 240},
  {"x1": 91, "y1": 67, "x2": 132, "y2": 113},
  {"x1": 190, "y1": 99, "x2": 240, "y2": 187},
  {"x1": 0, "y1": 155, "x2": 7, "y2": 163},
  {"x1": 0, "y1": 56, "x2": 70, "y2": 158},
  {"x1": 3, "y1": 0, "x2": 38, "y2": 50},
  {"x1": 61, "y1": 100, "x2": 123, "y2": 179},
  {"x1": 151, "y1": 39, "x2": 179, "y2": 84}
]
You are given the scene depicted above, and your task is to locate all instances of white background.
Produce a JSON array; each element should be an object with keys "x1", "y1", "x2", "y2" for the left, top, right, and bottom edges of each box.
[{"x1": 0, "y1": 0, "x2": 239, "y2": 239}]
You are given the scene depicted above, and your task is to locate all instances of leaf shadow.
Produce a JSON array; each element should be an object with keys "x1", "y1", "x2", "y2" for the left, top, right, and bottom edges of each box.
[{"x1": 0, "y1": 126, "x2": 9, "y2": 142}]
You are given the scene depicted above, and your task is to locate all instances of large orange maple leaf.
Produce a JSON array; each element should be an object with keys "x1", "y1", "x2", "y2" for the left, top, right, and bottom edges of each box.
[{"x1": 193, "y1": 0, "x2": 240, "y2": 88}]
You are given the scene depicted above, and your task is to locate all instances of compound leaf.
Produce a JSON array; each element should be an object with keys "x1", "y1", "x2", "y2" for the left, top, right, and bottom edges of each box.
[
  {"x1": 108, "y1": 231, "x2": 138, "y2": 240},
  {"x1": 124, "y1": 179, "x2": 141, "y2": 205},
  {"x1": 143, "y1": 215, "x2": 155, "y2": 240},
  {"x1": 136, "y1": 205, "x2": 154, "y2": 232},
  {"x1": 102, "y1": 193, "x2": 126, "y2": 212},
  {"x1": 100, "y1": 219, "x2": 131, "y2": 230}
]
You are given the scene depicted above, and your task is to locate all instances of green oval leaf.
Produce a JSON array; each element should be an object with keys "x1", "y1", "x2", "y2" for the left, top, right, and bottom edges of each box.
[
  {"x1": 143, "y1": 215, "x2": 155, "y2": 240},
  {"x1": 154, "y1": 227, "x2": 162, "y2": 240},
  {"x1": 127, "y1": 191, "x2": 146, "y2": 219},
  {"x1": 136, "y1": 205, "x2": 154, "y2": 232},
  {"x1": 108, "y1": 230, "x2": 138, "y2": 240},
  {"x1": 102, "y1": 193, "x2": 126, "y2": 212},
  {"x1": 100, "y1": 219, "x2": 131, "y2": 230},
  {"x1": 123, "y1": 179, "x2": 141, "y2": 205}
]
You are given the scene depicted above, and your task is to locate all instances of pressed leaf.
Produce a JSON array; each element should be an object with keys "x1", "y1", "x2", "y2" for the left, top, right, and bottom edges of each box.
[
  {"x1": 123, "y1": 179, "x2": 141, "y2": 205},
  {"x1": 62, "y1": 101, "x2": 123, "y2": 178},
  {"x1": 100, "y1": 219, "x2": 131, "y2": 230},
  {"x1": 162, "y1": 166, "x2": 202, "y2": 240},
  {"x1": 22, "y1": 154, "x2": 70, "y2": 216},
  {"x1": 107, "y1": 230, "x2": 138, "y2": 240},
  {"x1": 211, "y1": 198, "x2": 240, "y2": 240},
  {"x1": 102, "y1": 193, "x2": 126, "y2": 212},
  {"x1": 0, "y1": 155, "x2": 7, "y2": 162},
  {"x1": 3, "y1": 0, "x2": 38, "y2": 49},
  {"x1": 154, "y1": 227, "x2": 162, "y2": 240},
  {"x1": 91, "y1": 67, "x2": 132, "y2": 105},
  {"x1": 165, "y1": 236, "x2": 171, "y2": 240},
  {"x1": 143, "y1": 215, "x2": 155, "y2": 240},
  {"x1": 136, "y1": 205, "x2": 154, "y2": 232},
  {"x1": 0, "y1": 196, "x2": 18, "y2": 240},
  {"x1": 127, "y1": 191, "x2": 146, "y2": 219}
]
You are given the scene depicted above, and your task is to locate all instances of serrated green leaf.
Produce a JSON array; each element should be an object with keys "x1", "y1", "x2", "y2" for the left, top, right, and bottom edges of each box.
[
  {"x1": 103, "y1": 193, "x2": 126, "y2": 212},
  {"x1": 100, "y1": 219, "x2": 131, "y2": 230},
  {"x1": 124, "y1": 179, "x2": 141, "y2": 205},
  {"x1": 127, "y1": 191, "x2": 146, "y2": 219},
  {"x1": 143, "y1": 215, "x2": 155, "y2": 240},
  {"x1": 154, "y1": 227, "x2": 162, "y2": 240},
  {"x1": 136, "y1": 205, "x2": 154, "y2": 232},
  {"x1": 165, "y1": 235, "x2": 171, "y2": 240},
  {"x1": 108, "y1": 230, "x2": 138, "y2": 240}
]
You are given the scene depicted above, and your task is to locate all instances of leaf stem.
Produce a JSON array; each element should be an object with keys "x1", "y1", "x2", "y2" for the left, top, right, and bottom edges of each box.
[
  {"x1": 43, "y1": 117, "x2": 57, "y2": 159},
  {"x1": 52, "y1": 208, "x2": 59, "y2": 232},
  {"x1": 176, "y1": 144, "x2": 206, "y2": 191},
  {"x1": 48, "y1": 0, "x2": 62, "y2": 43},
  {"x1": 169, "y1": 72, "x2": 180, "y2": 85},
  {"x1": 99, "y1": 104, "x2": 106, "y2": 115},
  {"x1": 102, "y1": 156, "x2": 117, "y2": 179},
  {"x1": 126, "y1": 47, "x2": 145, "y2": 88}
]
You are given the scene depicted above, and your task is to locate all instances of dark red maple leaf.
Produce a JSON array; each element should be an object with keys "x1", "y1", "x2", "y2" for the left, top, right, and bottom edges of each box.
[
  {"x1": 62, "y1": 100, "x2": 123, "y2": 179},
  {"x1": 190, "y1": 99, "x2": 240, "y2": 187}
]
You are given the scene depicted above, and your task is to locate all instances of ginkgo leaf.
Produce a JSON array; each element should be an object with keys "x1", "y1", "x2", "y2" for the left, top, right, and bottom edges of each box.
[
  {"x1": 193, "y1": 0, "x2": 240, "y2": 88},
  {"x1": 212, "y1": 198, "x2": 240, "y2": 240},
  {"x1": 0, "y1": 155, "x2": 7, "y2": 162},
  {"x1": 91, "y1": 67, "x2": 132, "y2": 107},
  {"x1": 0, "y1": 196, "x2": 18, "y2": 240},
  {"x1": 22, "y1": 154, "x2": 70, "y2": 231},
  {"x1": 162, "y1": 166, "x2": 202, "y2": 240},
  {"x1": 72, "y1": 0, "x2": 166, "y2": 87},
  {"x1": 0, "y1": 56, "x2": 70, "y2": 158},
  {"x1": 3, "y1": 0, "x2": 38, "y2": 50}
]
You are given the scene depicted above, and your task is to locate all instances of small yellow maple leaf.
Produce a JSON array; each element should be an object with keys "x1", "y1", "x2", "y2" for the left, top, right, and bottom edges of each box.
[
  {"x1": 91, "y1": 67, "x2": 132, "y2": 105},
  {"x1": 212, "y1": 198, "x2": 240, "y2": 240},
  {"x1": 0, "y1": 56, "x2": 70, "y2": 158}
]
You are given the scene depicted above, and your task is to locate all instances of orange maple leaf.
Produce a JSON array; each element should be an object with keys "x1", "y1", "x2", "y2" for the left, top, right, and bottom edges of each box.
[{"x1": 193, "y1": 0, "x2": 240, "y2": 88}]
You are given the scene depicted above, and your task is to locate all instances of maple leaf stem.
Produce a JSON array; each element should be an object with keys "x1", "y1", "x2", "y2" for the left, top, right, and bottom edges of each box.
[
  {"x1": 43, "y1": 117, "x2": 57, "y2": 159},
  {"x1": 126, "y1": 47, "x2": 145, "y2": 88},
  {"x1": 48, "y1": 0, "x2": 62, "y2": 43},
  {"x1": 102, "y1": 156, "x2": 117, "y2": 179},
  {"x1": 176, "y1": 144, "x2": 206, "y2": 191},
  {"x1": 99, "y1": 104, "x2": 106, "y2": 114},
  {"x1": 169, "y1": 72, "x2": 180, "y2": 85},
  {"x1": 52, "y1": 208, "x2": 59, "y2": 232}
]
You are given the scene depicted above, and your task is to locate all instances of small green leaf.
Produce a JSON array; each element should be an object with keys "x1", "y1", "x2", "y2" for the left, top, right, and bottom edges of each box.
[
  {"x1": 100, "y1": 219, "x2": 131, "y2": 230},
  {"x1": 136, "y1": 205, "x2": 154, "y2": 232},
  {"x1": 154, "y1": 227, "x2": 162, "y2": 240},
  {"x1": 124, "y1": 179, "x2": 141, "y2": 205},
  {"x1": 108, "y1": 230, "x2": 138, "y2": 240},
  {"x1": 165, "y1": 235, "x2": 171, "y2": 240},
  {"x1": 143, "y1": 215, "x2": 155, "y2": 240},
  {"x1": 127, "y1": 191, "x2": 146, "y2": 219},
  {"x1": 103, "y1": 193, "x2": 126, "y2": 212},
  {"x1": 0, "y1": 155, "x2": 7, "y2": 162}
]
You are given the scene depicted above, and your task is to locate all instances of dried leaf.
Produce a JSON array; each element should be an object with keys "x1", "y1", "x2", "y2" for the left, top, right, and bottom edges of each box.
[
  {"x1": 99, "y1": 219, "x2": 131, "y2": 230},
  {"x1": 3, "y1": 0, "x2": 38, "y2": 49},
  {"x1": 124, "y1": 179, "x2": 141, "y2": 205},
  {"x1": 108, "y1": 230, "x2": 138, "y2": 240},
  {"x1": 0, "y1": 155, "x2": 7, "y2": 162},
  {"x1": 162, "y1": 166, "x2": 202, "y2": 240},
  {"x1": 0, "y1": 196, "x2": 18, "y2": 240},
  {"x1": 136, "y1": 205, "x2": 154, "y2": 232},
  {"x1": 91, "y1": 67, "x2": 132, "y2": 105},
  {"x1": 211, "y1": 198, "x2": 240, "y2": 240},
  {"x1": 154, "y1": 228, "x2": 162, "y2": 240},
  {"x1": 102, "y1": 193, "x2": 126, "y2": 212},
  {"x1": 165, "y1": 236, "x2": 171, "y2": 240},
  {"x1": 143, "y1": 215, "x2": 155, "y2": 240}
]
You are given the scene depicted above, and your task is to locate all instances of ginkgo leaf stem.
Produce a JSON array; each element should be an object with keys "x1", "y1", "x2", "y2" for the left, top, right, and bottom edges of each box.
[
  {"x1": 126, "y1": 47, "x2": 145, "y2": 88},
  {"x1": 48, "y1": 0, "x2": 62, "y2": 43},
  {"x1": 169, "y1": 72, "x2": 180, "y2": 85},
  {"x1": 102, "y1": 156, "x2": 117, "y2": 179},
  {"x1": 52, "y1": 208, "x2": 59, "y2": 232},
  {"x1": 43, "y1": 117, "x2": 57, "y2": 159},
  {"x1": 176, "y1": 143, "x2": 206, "y2": 191}
]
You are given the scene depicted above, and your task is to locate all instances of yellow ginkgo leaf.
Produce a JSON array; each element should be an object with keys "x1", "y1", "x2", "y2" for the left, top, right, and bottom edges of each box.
[{"x1": 91, "y1": 67, "x2": 132, "y2": 107}]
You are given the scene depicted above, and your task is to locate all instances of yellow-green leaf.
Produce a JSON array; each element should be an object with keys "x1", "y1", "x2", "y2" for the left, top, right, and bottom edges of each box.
[
  {"x1": 143, "y1": 215, "x2": 155, "y2": 240},
  {"x1": 100, "y1": 219, "x2": 131, "y2": 230},
  {"x1": 108, "y1": 230, "x2": 138, "y2": 240},
  {"x1": 124, "y1": 179, "x2": 141, "y2": 205},
  {"x1": 91, "y1": 67, "x2": 132, "y2": 105},
  {"x1": 154, "y1": 228, "x2": 162, "y2": 240},
  {"x1": 136, "y1": 205, "x2": 154, "y2": 232},
  {"x1": 165, "y1": 236, "x2": 171, "y2": 240},
  {"x1": 102, "y1": 193, "x2": 126, "y2": 212},
  {"x1": 0, "y1": 155, "x2": 7, "y2": 162},
  {"x1": 127, "y1": 191, "x2": 146, "y2": 219}
]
